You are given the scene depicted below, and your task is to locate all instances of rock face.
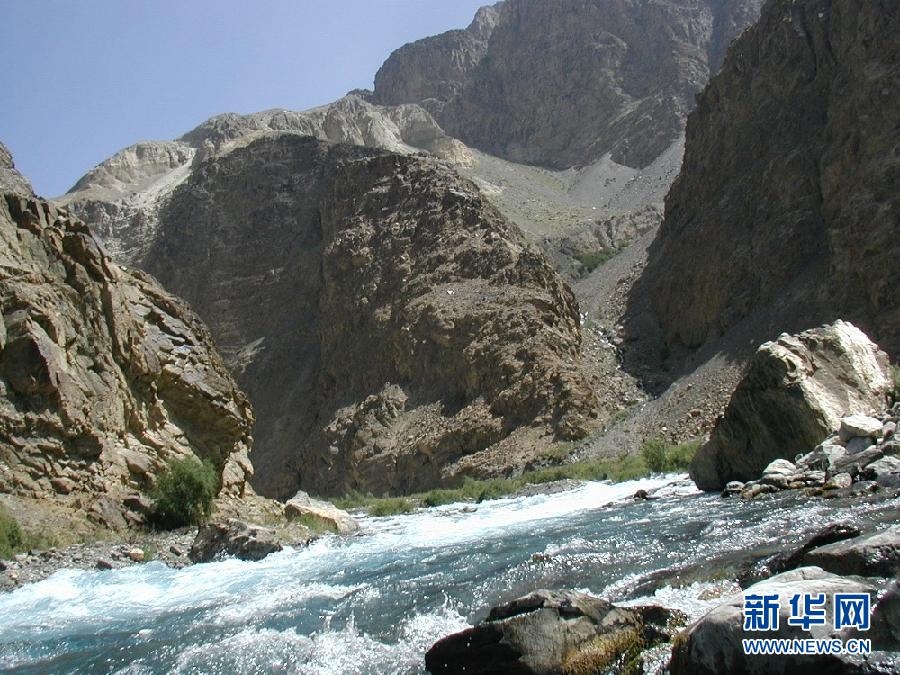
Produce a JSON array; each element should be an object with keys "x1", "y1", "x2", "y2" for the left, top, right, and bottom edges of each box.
[
  {"x1": 690, "y1": 321, "x2": 892, "y2": 490},
  {"x1": 69, "y1": 134, "x2": 598, "y2": 498},
  {"x1": 425, "y1": 589, "x2": 681, "y2": 675},
  {"x1": 0, "y1": 143, "x2": 33, "y2": 196},
  {"x1": 374, "y1": 0, "x2": 762, "y2": 169},
  {"x1": 803, "y1": 526, "x2": 900, "y2": 578},
  {"x1": 670, "y1": 568, "x2": 900, "y2": 674},
  {"x1": 632, "y1": 0, "x2": 900, "y2": 357},
  {"x1": 0, "y1": 193, "x2": 254, "y2": 526}
]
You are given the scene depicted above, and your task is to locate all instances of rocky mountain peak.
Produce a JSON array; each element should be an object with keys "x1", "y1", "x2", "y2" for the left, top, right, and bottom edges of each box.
[
  {"x1": 374, "y1": 0, "x2": 763, "y2": 170},
  {"x1": 0, "y1": 142, "x2": 34, "y2": 196}
]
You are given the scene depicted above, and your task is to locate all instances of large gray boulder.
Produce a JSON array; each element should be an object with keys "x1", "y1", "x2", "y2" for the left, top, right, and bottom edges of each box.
[
  {"x1": 803, "y1": 526, "x2": 900, "y2": 579},
  {"x1": 690, "y1": 321, "x2": 892, "y2": 490},
  {"x1": 425, "y1": 589, "x2": 683, "y2": 675},
  {"x1": 670, "y1": 567, "x2": 900, "y2": 674}
]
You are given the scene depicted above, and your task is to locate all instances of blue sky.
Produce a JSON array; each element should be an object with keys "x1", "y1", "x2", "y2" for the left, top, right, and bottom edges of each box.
[{"x1": 1, "y1": 1, "x2": 488, "y2": 197}]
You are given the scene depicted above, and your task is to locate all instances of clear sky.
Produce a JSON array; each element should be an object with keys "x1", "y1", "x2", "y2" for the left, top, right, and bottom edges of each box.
[{"x1": 1, "y1": 1, "x2": 488, "y2": 197}]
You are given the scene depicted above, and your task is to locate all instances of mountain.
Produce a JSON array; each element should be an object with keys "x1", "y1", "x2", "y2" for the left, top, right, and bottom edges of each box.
[
  {"x1": 54, "y1": 0, "x2": 773, "y2": 497},
  {"x1": 373, "y1": 0, "x2": 763, "y2": 170},
  {"x1": 627, "y1": 0, "x2": 899, "y2": 364},
  {"x1": 66, "y1": 134, "x2": 600, "y2": 498},
  {"x1": 0, "y1": 191, "x2": 254, "y2": 529}
]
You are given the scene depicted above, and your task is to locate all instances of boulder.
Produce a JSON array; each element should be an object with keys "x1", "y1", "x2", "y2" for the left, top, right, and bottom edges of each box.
[
  {"x1": 839, "y1": 415, "x2": 883, "y2": 442},
  {"x1": 189, "y1": 519, "x2": 282, "y2": 563},
  {"x1": 802, "y1": 526, "x2": 900, "y2": 578},
  {"x1": 690, "y1": 321, "x2": 892, "y2": 491},
  {"x1": 283, "y1": 491, "x2": 359, "y2": 534},
  {"x1": 861, "y1": 456, "x2": 900, "y2": 488},
  {"x1": 670, "y1": 567, "x2": 898, "y2": 675},
  {"x1": 425, "y1": 589, "x2": 678, "y2": 675},
  {"x1": 738, "y1": 522, "x2": 861, "y2": 587}
]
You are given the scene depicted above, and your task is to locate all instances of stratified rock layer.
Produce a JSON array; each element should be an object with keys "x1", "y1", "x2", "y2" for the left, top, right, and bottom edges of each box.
[
  {"x1": 690, "y1": 321, "x2": 892, "y2": 490},
  {"x1": 374, "y1": 0, "x2": 762, "y2": 169},
  {"x1": 0, "y1": 193, "x2": 255, "y2": 526},
  {"x1": 91, "y1": 135, "x2": 598, "y2": 498},
  {"x1": 634, "y1": 0, "x2": 900, "y2": 356}
]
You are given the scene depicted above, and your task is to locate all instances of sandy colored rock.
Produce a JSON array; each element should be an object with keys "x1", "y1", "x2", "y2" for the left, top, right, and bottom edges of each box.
[
  {"x1": 0, "y1": 193, "x2": 254, "y2": 527},
  {"x1": 284, "y1": 491, "x2": 359, "y2": 534}
]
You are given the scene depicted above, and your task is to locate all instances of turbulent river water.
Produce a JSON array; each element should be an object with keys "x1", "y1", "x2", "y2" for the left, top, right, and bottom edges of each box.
[{"x1": 1, "y1": 475, "x2": 898, "y2": 674}]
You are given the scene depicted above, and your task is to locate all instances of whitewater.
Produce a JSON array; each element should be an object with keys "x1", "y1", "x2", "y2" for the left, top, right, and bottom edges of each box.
[{"x1": 1, "y1": 476, "x2": 897, "y2": 674}]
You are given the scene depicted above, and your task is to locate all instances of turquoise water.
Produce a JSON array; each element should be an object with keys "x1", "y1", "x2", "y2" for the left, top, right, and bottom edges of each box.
[{"x1": 1, "y1": 476, "x2": 897, "y2": 674}]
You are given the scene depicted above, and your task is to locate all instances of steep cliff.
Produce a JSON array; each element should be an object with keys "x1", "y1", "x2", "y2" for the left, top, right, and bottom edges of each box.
[
  {"x1": 630, "y1": 0, "x2": 899, "y2": 358},
  {"x1": 77, "y1": 135, "x2": 599, "y2": 498},
  {"x1": 0, "y1": 193, "x2": 255, "y2": 528},
  {"x1": 374, "y1": 0, "x2": 762, "y2": 169},
  {"x1": 0, "y1": 143, "x2": 34, "y2": 196}
]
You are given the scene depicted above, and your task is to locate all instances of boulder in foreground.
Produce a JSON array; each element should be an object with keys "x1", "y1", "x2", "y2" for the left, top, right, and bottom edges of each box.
[{"x1": 425, "y1": 589, "x2": 683, "y2": 675}]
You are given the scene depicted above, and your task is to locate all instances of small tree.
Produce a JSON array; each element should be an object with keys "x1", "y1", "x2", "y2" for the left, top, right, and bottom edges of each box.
[
  {"x1": 150, "y1": 457, "x2": 219, "y2": 529},
  {"x1": 0, "y1": 506, "x2": 24, "y2": 560},
  {"x1": 640, "y1": 436, "x2": 670, "y2": 473}
]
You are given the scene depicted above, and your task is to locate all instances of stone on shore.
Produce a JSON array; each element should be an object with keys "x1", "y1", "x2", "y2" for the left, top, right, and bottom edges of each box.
[
  {"x1": 802, "y1": 525, "x2": 900, "y2": 578},
  {"x1": 689, "y1": 321, "x2": 891, "y2": 491},
  {"x1": 189, "y1": 519, "x2": 282, "y2": 563},
  {"x1": 283, "y1": 491, "x2": 359, "y2": 534}
]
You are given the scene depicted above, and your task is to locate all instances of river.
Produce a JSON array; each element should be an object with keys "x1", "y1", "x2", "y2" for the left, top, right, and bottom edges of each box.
[{"x1": 1, "y1": 476, "x2": 897, "y2": 673}]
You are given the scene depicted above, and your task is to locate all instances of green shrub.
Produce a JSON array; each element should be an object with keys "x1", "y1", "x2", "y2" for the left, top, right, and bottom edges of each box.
[
  {"x1": 640, "y1": 437, "x2": 670, "y2": 472},
  {"x1": 150, "y1": 457, "x2": 219, "y2": 529},
  {"x1": 0, "y1": 506, "x2": 24, "y2": 560},
  {"x1": 368, "y1": 498, "x2": 414, "y2": 517},
  {"x1": 640, "y1": 437, "x2": 700, "y2": 473},
  {"x1": 891, "y1": 365, "x2": 900, "y2": 405}
]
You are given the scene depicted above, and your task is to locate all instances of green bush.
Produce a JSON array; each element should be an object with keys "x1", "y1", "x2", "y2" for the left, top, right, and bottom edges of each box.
[
  {"x1": 0, "y1": 506, "x2": 24, "y2": 560},
  {"x1": 640, "y1": 437, "x2": 700, "y2": 473},
  {"x1": 891, "y1": 365, "x2": 900, "y2": 405},
  {"x1": 640, "y1": 437, "x2": 669, "y2": 472},
  {"x1": 150, "y1": 457, "x2": 219, "y2": 529}
]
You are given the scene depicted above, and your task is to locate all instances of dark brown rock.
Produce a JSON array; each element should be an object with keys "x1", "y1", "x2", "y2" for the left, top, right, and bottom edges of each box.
[
  {"x1": 631, "y1": 0, "x2": 900, "y2": 358},
  {"x1": 425, "y1": 589, "x2": 654, "y2": 675},
  {"x1": 189, "y1": 519, "x2": 282, "y2": 563}
]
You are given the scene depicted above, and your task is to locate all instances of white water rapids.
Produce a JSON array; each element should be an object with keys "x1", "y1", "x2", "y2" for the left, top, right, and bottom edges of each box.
[{"x1": 1, "y1": 475, "x2": 897, "y2": 674}]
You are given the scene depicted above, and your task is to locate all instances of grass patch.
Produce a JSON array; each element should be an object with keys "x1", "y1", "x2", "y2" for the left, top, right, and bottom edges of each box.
[
  {"x1": 640, "y1": 437, "x2": 700, "y2": 473},
  {"x1": 575, "y1": 248, "x2": 618, "y2": 274},
  {"x1": 149, "y1": 457, "x2": 219, "y2": 529},
  {"x1": 367, "y1": 498, "x2": 414, "y2": 517},
  {"x1": 890, "y1": 364, "x2": 900, "y2": 405},
  {"x1": 333, "y1": 440, "x2": 700, "y2": 517}
]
